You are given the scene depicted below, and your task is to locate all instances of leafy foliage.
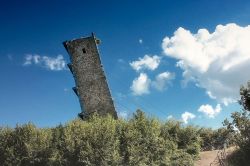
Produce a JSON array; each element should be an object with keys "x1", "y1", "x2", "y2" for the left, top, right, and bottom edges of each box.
[
  {"x1": 198, "y1": 127, "x2": 233, "y2": 151},
  {"x1": 0, "y1": 123, "x2": 52, "y2": 166},
  {"x1": 225, "y1": 81, "x2": 250, "y2": 166},
  {"x1": 0, "y1": 110, "x2": 205, "y2": 166}
]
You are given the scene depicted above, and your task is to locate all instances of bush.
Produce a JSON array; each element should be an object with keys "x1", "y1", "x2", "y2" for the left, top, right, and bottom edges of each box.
[
  {"x1": 198, "y1": 128, "x2": 214, "y2": 151},
  {"x1": 225, "y1": 81, "x2": 250, "y2": 166},
  {"x1": 0, "y1": 110, "x2": 204, "y2": 166},
  {"x1": 160, "y1": 120, "x2": 201, "y2": 158},
  {"x1": 169, "y1": 150, "x2": 194, "y2": 166},
  {"x1": 0, "y1": 123, "x2": 52, "y2": 166}
]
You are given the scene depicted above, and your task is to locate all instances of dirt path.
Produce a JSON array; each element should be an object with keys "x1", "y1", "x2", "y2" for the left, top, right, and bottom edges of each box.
[
  {"x1": 195, "y1": 147, "x2": 236, "y2": 166},
  {"x1": 195, "y1": 150, "x2": 220, "y2": 166}
]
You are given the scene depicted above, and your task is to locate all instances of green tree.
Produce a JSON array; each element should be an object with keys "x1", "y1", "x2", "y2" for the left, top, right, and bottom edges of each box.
[
  {"x1": 0, "y1": 123, "x2": 52, "y2": 166},
  {"x1": 225, "y1": 81, "x2": 250, "y2": 166},
  {"x1": 119, "y1": 109, "x2": 171, "y2": 165}
]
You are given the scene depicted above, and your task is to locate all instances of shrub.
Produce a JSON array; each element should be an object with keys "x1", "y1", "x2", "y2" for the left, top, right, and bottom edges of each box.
[
  {"x1": 0, "y1": 110, "x2": 203, "y2": 166},
  {"x1": 225, "y1": 81, "x2": 250, "y2": 166},
  {"x1": 0, "y1": 123, "x2": 52, "y2": 166},
  {"x1": 198, "y1": 128, "x2": 214, "y2": 150},
  {"x1": 169, "y1": 150, "x2": 194, "y2": 166}
]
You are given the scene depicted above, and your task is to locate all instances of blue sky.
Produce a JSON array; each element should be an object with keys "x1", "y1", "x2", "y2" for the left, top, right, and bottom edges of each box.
[{"x1": 1, "y1": 0, "x2": 250, "y2": 128}]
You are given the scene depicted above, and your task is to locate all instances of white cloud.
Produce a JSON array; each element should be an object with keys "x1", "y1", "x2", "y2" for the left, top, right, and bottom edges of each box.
[
  {"x1": 162, "y1": 23, "x2": 250, "y2": 104},
  {"x1": 24, "y1": 54, "x2": 33, "y2": 65},
  {"x1": 167, "y1": 115, "x2": 173, "y2": 119},
  {"x1": 198, "y1": 104, "x2": 222, "y2": 118},
  {"x1": 152, "y1": 72, "x2": 175, "y2": 91},
  {"x1": 130, "y1": 55, "x2": 161, "y2": 71},
  {"x1": 181, "y1": 112, "x2": 196, "y2": 124},
  {"x1": 139, "y1": 39, "x2": 143, "y2": 44},
  {"x1": 130, "y1": 71, "x2": 175, "y2": 95},
  {"x1": 118, "y1": 111, "x2": 128, "y2": 119},
  {"x1": 206, "y1": 91, "x2": 216, "y2": 99},
  {"x1": 131, "y1": 73, "x2": 151, "y2": 95},
  {"x1": 24, "y1": 54, "x2": 67, "y2": 71}
]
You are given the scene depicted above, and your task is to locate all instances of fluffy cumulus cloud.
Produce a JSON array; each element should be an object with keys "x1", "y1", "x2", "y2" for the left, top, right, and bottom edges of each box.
[
  {"x1": 130, "y1": 73, "x2": 151, "y2": 95},
  {"x1": 131, "y1": 71, "x2": 175, "y2": 95},
  {"x1": 198, "y1": 104, "x2": 222, "y2": 118},
  {"x1": 152, "y1": 72, "x2": 175, "y2": 91},
  {"x1": 181, "y1": 111, "x2": 196, "y2": 124},
  {"x1": 162, "y1": 23, "x2": 250, "y2": 105},
  {"x1": 24, "y1": 54, "x2": 67, "y2": 71},
  {"x1": 130, "y1": 55, "x2": 161, "y2": 71}
]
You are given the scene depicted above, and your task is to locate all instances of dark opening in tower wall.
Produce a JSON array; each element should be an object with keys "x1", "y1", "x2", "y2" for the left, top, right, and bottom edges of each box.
[{"x1": 82, "y1": 48, "x2": 86, "y2": 53}]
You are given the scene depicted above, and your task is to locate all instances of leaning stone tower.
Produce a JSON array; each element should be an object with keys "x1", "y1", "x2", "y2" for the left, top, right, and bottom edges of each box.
[{"x1": 63, "y1": 33, "x2": 117, "y2": 119}]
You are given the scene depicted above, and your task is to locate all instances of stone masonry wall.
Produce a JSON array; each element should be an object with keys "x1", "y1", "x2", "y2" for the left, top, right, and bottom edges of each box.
[{"x1": 63, "y1": 34, "x2": 117, "y2": 119}]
